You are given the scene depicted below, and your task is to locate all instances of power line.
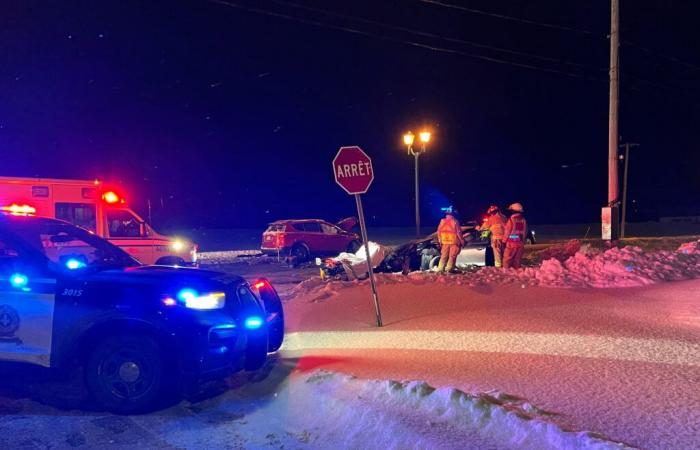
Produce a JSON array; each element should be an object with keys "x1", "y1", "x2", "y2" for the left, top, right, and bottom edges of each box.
[
  {"x1": 208, "y1": 0, "x2": 604, "y2": 81},
  {"x1": 417, "y1": 0, "x2": 600, "y2": 37},
  {"x1": 622, "y1": 41, "x2": 700, "y2": 72},
  {"x1": 421, "y1": 0, "x2": 700, "y2": 73},
  {"x1": 273, "y1": 0, "x2": 603, "y2": 72}
]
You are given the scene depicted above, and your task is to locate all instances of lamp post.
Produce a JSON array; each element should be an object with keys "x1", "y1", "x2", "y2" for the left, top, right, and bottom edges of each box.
[{"x1": 404, "y1": 130, "x2": 431, "y2": 238}]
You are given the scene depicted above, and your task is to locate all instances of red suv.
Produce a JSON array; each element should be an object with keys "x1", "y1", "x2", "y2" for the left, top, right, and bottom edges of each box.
[{"x1": 261, "y1": 217, "x2": 360, "y2": 260}]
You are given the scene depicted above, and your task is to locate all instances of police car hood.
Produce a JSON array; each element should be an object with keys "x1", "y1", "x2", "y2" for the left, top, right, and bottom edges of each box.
[{"x1": 83, "y1": 265, "x2": 245, "y2": 290}]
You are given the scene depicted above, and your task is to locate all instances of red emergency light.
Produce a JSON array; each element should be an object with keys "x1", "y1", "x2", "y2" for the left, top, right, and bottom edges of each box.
[
  {"x1": 1, "y1": 204, "x2": 37, "y2": 216},
  {"x1": 102, "y1": 191, "x2": 124, "y2": 204}
]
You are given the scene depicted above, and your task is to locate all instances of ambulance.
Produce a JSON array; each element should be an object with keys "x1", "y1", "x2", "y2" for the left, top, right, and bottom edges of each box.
[{"x1": 0, "y1": 176, "x2": 197, "y2": 266}]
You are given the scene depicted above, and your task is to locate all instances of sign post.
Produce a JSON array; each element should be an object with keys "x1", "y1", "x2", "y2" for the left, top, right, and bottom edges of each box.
[{"x1": 332, "y1": 146, "x2": 383, "y2": 327}]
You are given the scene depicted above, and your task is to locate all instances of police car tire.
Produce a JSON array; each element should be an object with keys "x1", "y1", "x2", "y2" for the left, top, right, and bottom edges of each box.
[{"x1": 85, "y1": 335, "x2": 167, "y2": 413}]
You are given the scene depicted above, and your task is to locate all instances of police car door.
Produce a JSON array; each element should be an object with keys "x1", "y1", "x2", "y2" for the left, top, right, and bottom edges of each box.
[{"x1": 0, "y1": 235, "x2": 55, "y2": 368}]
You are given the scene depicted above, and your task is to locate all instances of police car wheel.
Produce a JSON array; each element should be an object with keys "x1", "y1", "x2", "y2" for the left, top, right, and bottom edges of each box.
[{"x1": 85, "y1": 335, "x2": 166, "y2": 413}]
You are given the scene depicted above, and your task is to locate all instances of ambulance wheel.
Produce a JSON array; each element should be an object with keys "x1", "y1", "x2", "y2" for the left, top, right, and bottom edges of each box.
[
  {"x1": 85, "y1": 335, "x2": 166, "y2": 413},
  {"x1": 347, "y1": 240, "x2": 362, "y2": 253},
  {"x1": 155, "y1": 256, "x2": 186, "y2": 266},
  {"x1": 290, "y1": 243, "x2": 309, "y2": 261}
]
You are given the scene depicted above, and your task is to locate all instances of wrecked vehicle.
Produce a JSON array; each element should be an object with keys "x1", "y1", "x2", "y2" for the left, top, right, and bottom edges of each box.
[
  {"x1": 318, "y1": 241, "x2": 386, "y2": 281},
  {"x1": 378, "y1": 225, "x2": 495, "y2": 273}
]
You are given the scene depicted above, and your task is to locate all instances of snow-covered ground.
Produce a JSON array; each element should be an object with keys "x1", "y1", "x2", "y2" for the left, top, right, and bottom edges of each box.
[
  {"x1": 0, "y1": 365, "x2": 629, "y2": 449},
  {"x1": 1, "y1": 239, "x2": 698, "y2": 449}
]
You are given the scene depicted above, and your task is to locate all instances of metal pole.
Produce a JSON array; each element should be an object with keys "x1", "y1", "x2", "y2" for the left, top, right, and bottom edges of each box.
[
  {"x1": 620, "y1": 142, "x2": 639, "y2": 239},
  {"x1": 355, "y1": 194, "x2": 383, "y2": 327},
  {"x1": 621, "y1": 143, "x2": 629, "y2": 238},
  {"x1": 414, "y1": 151, "x2": 421, "y2": 238},
  {"x1": 608, "y1": 0, "x2": 620, "y2": 205}
]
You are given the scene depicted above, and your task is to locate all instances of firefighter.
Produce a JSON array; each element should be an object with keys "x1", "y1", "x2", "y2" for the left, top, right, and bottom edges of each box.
[
  {"x1": 477, "y1": 205, "x2": 507, "y2": 268},
  {"x1": 436, "y1": 209, "x2": 464, "y2": 273},
  {"x1": 502, "y1": 203, "x2": 527, "y2": 269}
]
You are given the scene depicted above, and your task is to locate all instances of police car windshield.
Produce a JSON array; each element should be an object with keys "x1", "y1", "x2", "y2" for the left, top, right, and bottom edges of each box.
[{"x1": 11, "y1": 220, "x2": 139, "y2": 270}]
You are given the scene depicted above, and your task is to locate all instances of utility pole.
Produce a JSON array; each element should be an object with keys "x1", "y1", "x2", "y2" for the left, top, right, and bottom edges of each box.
[
  {"x1": 620, "y1": 142, "x2": 639, "y2": 238},
  {"x1": 603, "y1": 0, "x2": 621, "y2": 240}
]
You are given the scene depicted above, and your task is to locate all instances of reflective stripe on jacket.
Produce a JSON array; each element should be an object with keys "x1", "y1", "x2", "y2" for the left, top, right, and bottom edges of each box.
[
  {"x1": 504, "y1": 214, "x2": 527, "y2": 246},
  {"x1": 437, "y1": 217, "x2": 462, "y2": 246}
]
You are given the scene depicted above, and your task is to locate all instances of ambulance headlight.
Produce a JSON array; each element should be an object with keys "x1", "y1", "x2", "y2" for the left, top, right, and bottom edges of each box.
[
  {"x1": 176, "y1": 289, "x2": 226, "y2": 310},
  {"x1": 171, "y1": 240, "x2": 185, "y2": 251}
]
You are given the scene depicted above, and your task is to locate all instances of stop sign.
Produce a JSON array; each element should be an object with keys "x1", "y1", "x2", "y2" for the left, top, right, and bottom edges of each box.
[{"x1": 332, "y1": 146, "x2": 374, "y2": 195}]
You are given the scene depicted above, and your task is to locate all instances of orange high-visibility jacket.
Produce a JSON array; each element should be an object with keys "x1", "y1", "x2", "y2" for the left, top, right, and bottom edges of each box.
[
  {"x1": 481, "y1": 213, "x2": 507, "y2": 240},
  {"x1": 437, "y1": 216, "x2": 463, "y2": 246},
  {"x1": 503, "y1": 213, "x2": 527, "y2": 246}
]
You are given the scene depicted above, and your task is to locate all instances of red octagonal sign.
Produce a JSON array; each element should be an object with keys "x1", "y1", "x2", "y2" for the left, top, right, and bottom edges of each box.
[{"x1": 332, "y1": 146, "x2": 374, "y2": 195}]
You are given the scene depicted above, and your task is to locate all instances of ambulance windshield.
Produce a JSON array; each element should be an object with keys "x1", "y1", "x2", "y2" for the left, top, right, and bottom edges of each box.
[{"x1": 11, "y1": 220, "x2": 139, "y2": 271}]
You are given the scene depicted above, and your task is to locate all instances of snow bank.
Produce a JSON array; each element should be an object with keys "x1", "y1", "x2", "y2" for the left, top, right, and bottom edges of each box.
[
  {"x1": 537, "y1": 239, "x2": 700, "y2": 287},
  {"x1": 284, "y1": 371, "x2": 629, "y2": 449},
  {"x1": 294, "y1": 239, "x2": 700, "y2": 297}
]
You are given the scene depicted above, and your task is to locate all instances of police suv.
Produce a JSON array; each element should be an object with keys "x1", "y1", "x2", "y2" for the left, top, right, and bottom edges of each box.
[{"x1": 0, "y1": 213, "x2": 284, "y2": 412}]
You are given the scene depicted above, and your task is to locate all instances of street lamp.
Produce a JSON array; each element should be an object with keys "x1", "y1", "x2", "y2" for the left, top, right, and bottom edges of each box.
[{"x1": 404, "y1": 129, "x2": 431, "y2": 237}]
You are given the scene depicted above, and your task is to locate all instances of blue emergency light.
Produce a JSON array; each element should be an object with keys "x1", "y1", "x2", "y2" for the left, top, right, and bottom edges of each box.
[
  {"x1": 9, "y1": 273, "x2": 28, "y2": 288},
  {"x1": 66, "y1": 258, "x2": 86, "y2": 270},
  {"x1": 244, "y1": 316, "x2": 264, "y2": 330}
]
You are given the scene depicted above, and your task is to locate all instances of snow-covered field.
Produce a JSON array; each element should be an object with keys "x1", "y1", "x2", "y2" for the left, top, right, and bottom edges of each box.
[{"x1": 1, "y1": 239, "x2": 698, "y2": 449}]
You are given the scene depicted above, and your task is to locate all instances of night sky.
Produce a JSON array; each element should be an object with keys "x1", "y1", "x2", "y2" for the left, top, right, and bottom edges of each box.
[{"x1": 3, "y1": 0, "x2": 699, "y2": 230}]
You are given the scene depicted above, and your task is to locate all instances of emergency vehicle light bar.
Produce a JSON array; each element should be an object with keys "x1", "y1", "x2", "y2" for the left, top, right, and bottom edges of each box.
[
  {"x1": 102, "y1": 191, "x2": 124, "y2": 204},
  {"x1": 1, "y1": 204, "x2": 36, "y2": 215}
]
